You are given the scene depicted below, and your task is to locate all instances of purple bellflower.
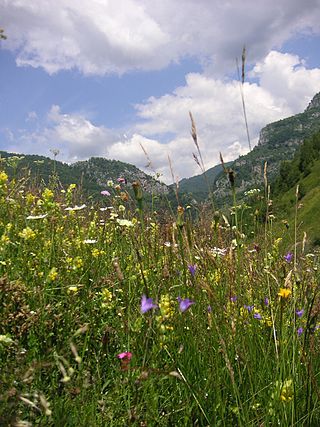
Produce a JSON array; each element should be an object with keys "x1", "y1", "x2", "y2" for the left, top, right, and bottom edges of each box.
[
  {"x1": 140, "y1": 295, "x2": 158, "y2": 314},
  {"x1": 177, "y1": 296, "x2": 195, "y2": 312}
]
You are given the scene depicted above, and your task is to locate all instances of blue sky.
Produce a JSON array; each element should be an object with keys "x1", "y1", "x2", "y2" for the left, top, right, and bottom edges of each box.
[{"x1": 1, "y1": 0, "x2": 320, "y2": 182}]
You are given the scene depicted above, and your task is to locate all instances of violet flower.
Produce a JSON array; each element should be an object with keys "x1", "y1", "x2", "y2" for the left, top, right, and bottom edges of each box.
[
  {"x1": 140, "y1": 295, "x2": 158, "y2": 314},
  {"x1": 254, "y1": 313, "x2": 262, "y2": 320},
  {"x1": 177, "y1": 296, "x2": 195, "y2": 312},
  {"x1": 244, "y1": 305, "x2": 254, "y2": 313},
  {"x1": 296, "y1": 309, "x2": 304, "y2": 318},
  {"x1": 284, "y1": 252, "x2": 293, "y2": 263},
  {"x1": 297, "y1": 327, "x2": 303, "y2": 336},
  {"x1": 188, "y1": 264, "x2": 197, "y2": 277}
]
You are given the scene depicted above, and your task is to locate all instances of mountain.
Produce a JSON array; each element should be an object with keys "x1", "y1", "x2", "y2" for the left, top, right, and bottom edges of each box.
[
  {"x1": 176, "y1": 162, "x2": 232, "y2": 202},
  {"x1": 72, "y1": 157, "x2": 168, "y2": 195},
  {"x1": 177, "y1": 92, "x2": 320, "y2": 205},
  {"x1": 211, "y1": 91, "x2": 320, "y2": 205},
  {"x1": 0, "y1": 151, "x2": 170, "y2": 200}
]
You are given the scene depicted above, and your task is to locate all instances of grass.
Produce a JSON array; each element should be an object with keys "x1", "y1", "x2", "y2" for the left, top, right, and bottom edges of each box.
[
  {"x1": 274, "y1": 158, "x2": 320, "y2": 250},
  {"x1": 1, "y1": 161, "x2": 320, "y2": 426}
]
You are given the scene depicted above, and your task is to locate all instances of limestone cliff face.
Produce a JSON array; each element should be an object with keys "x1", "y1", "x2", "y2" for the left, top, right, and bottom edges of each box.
[
  {"x1": 306, "y1": 92, "x2": 320, "y2": 111},
  {"x1": 258, "y1": 92, "x2": 320, "y2": 148},
  {"x1": 212, "y1": 92, "x2": 320, "y2": 204}
]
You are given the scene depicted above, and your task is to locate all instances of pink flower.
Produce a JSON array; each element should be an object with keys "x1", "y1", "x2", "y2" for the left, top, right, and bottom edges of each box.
[
  {"x1": 101, "y1": 190, "x2": 111, "y2": 196},
  {"x1": 117, "y1": 351, "x2": 132, "y2": 360}
]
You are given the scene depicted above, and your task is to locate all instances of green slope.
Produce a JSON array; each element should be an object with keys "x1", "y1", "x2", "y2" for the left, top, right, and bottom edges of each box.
[
  {"x1": 177, "y1": 161, "x2": 232, "y2": 202},
  {"x1": 273, "y1": 159, "x2": 320, "y2": 248}
]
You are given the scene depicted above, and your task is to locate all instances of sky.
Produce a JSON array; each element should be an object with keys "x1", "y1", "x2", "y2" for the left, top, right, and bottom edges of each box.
[{"x1": 1, "y1": 0, "x2": 320, "y2": 183}]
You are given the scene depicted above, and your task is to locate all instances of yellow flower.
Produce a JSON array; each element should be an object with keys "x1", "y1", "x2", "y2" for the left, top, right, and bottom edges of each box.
[
  {"x1": 158, "y1": 294, "x2": 174, "y2": 320},
  {"x1": 19, "y1": 227, "x2": 36, "y2": 240},
  {"x1": 280, "y1": 379, "x2": 293, "y2": 402},
  {"x1": 101, "y1": 288, "x2": 113, "y2": 308},
  {"x1": 26, "y1": 193, "x2": 36, "y2": 205},
  {"x1": 68, "y1": 286, "x2": 79, "y2": 294},
  {"x1": 278, "y1": 288, "x2": 291, "y2": 299},
  {"x1": 42, "y1": 188, "x2": 54, "y2": 202},
  {"x1": 47, "y1": 267, "x2": 58, "y2": 282},
  {"x1": 0, "y1": 171, "x2": 8, "y2": 186}
]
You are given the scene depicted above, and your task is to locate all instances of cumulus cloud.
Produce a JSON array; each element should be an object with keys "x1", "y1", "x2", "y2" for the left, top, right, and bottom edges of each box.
[
  {"x1": 4, "y1": 52, "x2": 320, "y2": 183},
  {"x1": 2, "y1": 0, "x2": 320, "y2": 75},
  {"x1": 119, "y1": 51, "x2": 320, "y2": 181},
  {"x1": 11, "y1": 105, "x2": 117, "y2": 162}
]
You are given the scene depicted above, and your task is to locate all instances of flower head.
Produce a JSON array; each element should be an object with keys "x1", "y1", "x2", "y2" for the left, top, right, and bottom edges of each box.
[
  {"x1": 117, "y1": 351, "x2": 132, "y2": 360},
  {"x1": 297, "y1": 327, "x2": 303, "y2": 336},
  {"x1": 140, "y1": 295, "x2": 158, "y2": 314},
  {"x1": 254, "y1": 312, "x2": 262, "y2": 320},
  {"x1": 101, "y1": 190, "x2": 111, "y2": 196},
  {"x1": 188, "y1": 264, "x2": 197, "y2": 277},
  {"x1": 296, "y1": 309, "x2": 304, "y2": 318},
  {"x1": 117, "y1": 351, "x2": 132, "y2": 371},
  {"x1": 284, "y1": 252, "x2": 293, "y2": 263},
  {"x1": 117, "y1": 177, "x2": 127, "y2": 184},
  {"x1": 278, "y1": 288, "x2": 291, "y2": 299},
  {"x1": 244, "y1": 304, "x2": 254, "y2": 313},
  {"x1": 177, "y1": 296, "x2": 195, "y2": 312}
]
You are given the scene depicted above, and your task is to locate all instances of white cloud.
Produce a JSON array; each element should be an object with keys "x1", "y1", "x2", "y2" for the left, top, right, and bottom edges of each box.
[
  {"x1": 2, "y1": 0, "x2": 320, "y2": 75},
  {"x1": 5, "y1": 51, "x2": 320, "y2": 183},
  {"x1": 12, "y1": 105, "x2": 117, "y2": 162}
]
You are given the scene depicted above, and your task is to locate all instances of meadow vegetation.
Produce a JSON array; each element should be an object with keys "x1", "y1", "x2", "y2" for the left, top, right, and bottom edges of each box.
[{"x1": 1, "y1": 150, "x2": 320, "y2": 427}]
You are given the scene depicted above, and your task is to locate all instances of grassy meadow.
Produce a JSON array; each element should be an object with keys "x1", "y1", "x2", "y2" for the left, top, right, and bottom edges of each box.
[{"x1": 1, "y1": 159, "x2": 320, "y2": 426}]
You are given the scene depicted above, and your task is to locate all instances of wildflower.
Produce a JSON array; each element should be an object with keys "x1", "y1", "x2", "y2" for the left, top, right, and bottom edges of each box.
[
  {"x1": 65, "y1": 204, "x2": 86, "y2": 211},
  {"x1": 0, "y1": 334, "x2": 14, "y2": 345},
  {"x1": 177, "y1": 296, "x2": 195, "y2": 313},
  {"x1": 101, "y1": 190, "x2": 111, "y2": 196},
  {"x1": 118, "y1": 204, "x2": 126, "y2": 212},
  {"x1": 117, "y1": 177, "x2": 126, "y2": 184},
  {"x1": 107, "y1": 180, "x2": 114, "y2": 187},
  {"x1": 26, "y1": 214, "x2": 47, "y2": 220},
  {"x1": 19, "y1": 227, "x2": 36, "y2": 240},
  {"x1": 244, "y1": 305, "x2": 254, "y2": 313},
  {"x1": 254, "y1": 312, "x2": 262, "y2": 320},
  {"x1": 116, "y1": 218, "x2": 134, "y2": 227},
  {"x1": 284, "y1": 252, "x2": 293, "y2": 263},
  {"x1": 117, "y1": 351, "x2": 132, "y2": 371},
  {"x1": 101, "y1": 288, "x2": 113, "y2": 307},
  {"x1": 297, "y1": 327, "x2": 303, "y2": 336},
  {"x1": 211, "y1": 247, "x2": 227, "y2": 256},
  {"x1": 117, "y1": 351, "x2": 132, "y2": 360},
  {"x1": 141, "y1": 295, "x2": 158, "y2": 314},
  {"x1": 278, "y1": 288, "x2": 291, "y2": 299},
  {"x1": 207, "y1": 305, "x2": 212, "y2": 312},
  {"x1": 264, "y1": 297, "x2": 269, "y2": 306},
  {"x1": 42, "y1": 188, "x2": 54, "y2": 201},
  {"x1": 68, "y1": 286, "x2": 79, "y2": 294},
  {"x1": 188, "y1": 264, "x2": 197, "y2": 277},
  {"x1": 0, "y1": 171, "x2": 8, "y2": 185},
  {"x1": 296, "y1": 309, "x2": 304, "y2": 318},
  {"x1": 47, "y1": 267, "x2": 58, "y2": 282},
  {"x1": 158, "y1": 294, "x2": 174, "y2": 319},
  {"x1": 83, "y1": 239, "x2": 97, "y2": 244},
  {"x1": 230, "y1": 296, "x2": 237, "y2": 303},
  {"x1": 280, "y1": 379, "x2": 294, "y2": 402}
]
